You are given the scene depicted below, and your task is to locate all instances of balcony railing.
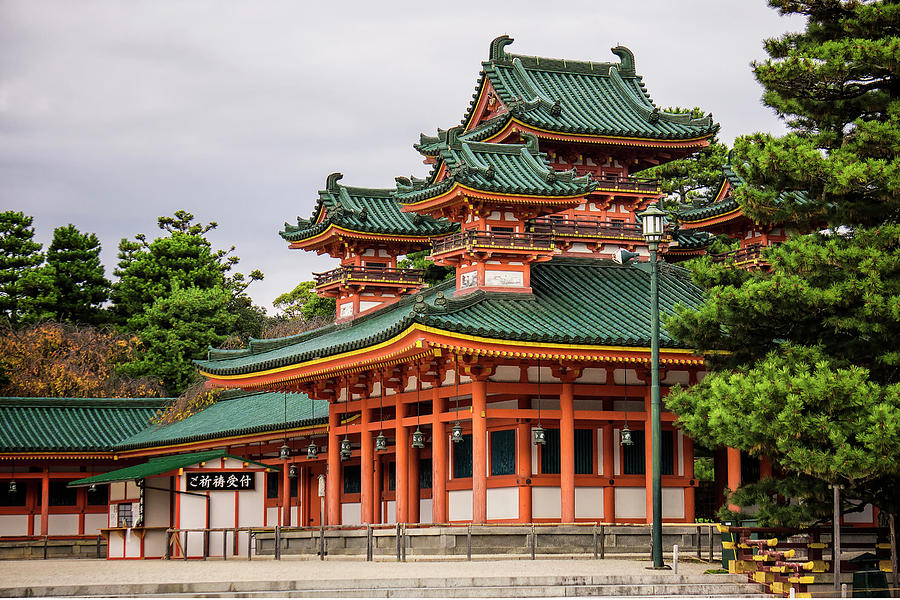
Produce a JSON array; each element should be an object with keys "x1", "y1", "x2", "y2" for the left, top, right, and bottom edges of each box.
[
  {"x1": 592, "y1": 175, "x2": 661, "y2": 194},
  {"x1": 430, "y1": 230, "x2": 554, "y2": 255},
  {"x1": 709, "y1": 243, "x2": 765, "y2": 265},
  {"x1": 313, "y1": 266, "x2": 425, "y2": 288},
  {"x1": 527, "y1": 217, "x2": 645, "y2": 240}
]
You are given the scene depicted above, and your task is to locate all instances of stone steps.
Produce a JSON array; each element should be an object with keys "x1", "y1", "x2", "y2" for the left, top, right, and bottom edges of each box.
[{"x1": 1, "y1": 574, "x2": 766, "y2": 598}]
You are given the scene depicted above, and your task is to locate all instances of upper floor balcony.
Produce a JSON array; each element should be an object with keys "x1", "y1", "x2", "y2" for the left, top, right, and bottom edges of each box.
[
  {"x1": 709, "y1": 243, "x2": 769, "y2": 267},
  {"x1": 313, "y1": 265, "x2": 425, "y2": 289},
  {"x1": 527, "y1": 217, "x2": 645, "y2": 241},
  {"x1": 591, "y1": 174, "x2": 661, "y2": 195},
  {"x1": 430, "y1": 230, "x2": 554, "y2": 257}
]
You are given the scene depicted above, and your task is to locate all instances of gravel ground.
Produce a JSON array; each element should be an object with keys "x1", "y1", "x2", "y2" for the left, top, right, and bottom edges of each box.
[{"x1": 0, "y1": 557, "x2": 722, "y2": 587}]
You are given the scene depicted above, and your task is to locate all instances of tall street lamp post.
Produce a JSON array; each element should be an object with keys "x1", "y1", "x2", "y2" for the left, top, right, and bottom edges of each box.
[{"x1": 638, "y1": 203, "x2": 666, "y2": 569}]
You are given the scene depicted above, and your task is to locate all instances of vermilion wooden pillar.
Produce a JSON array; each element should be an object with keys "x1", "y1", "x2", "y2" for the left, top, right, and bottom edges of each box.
[
  {"x1": 327, "y1": 404, "x2": 340, "y2": 526},
  {"x1": 281, "y1": 457, "x2": 291, "y2": 526},
  {"x1": 726, "y1": 447, "x2": 741, "y2": 512},
  {"x1": 373, "y1": 454, "x2": 383, "y2": 524},
  {"x1": 395, "y1": 395, "x2": 408, "y2": 523},
  {"x1": 683, "y1": 435, "x2": 695, "y2": 522},
  {"x1": 560, "y1": 382, "x2": 575, "y2": 522},
  {"x1": 516, "y1": 421, "x2": 532, "y2": 523},
  {"x1": 602, "y1": 424, "x2": 615, "y2": 522},
  {"x1": 432, "y1": 386, "x2": 448, "y2": 523},
  {"x1": 471, "y1": 378, "x2": 488, "y2": 523},
  {"x1": 300, "y1": 466, "x2": 310, "y2": 526},
  {"x1": 360, "y1": 394, "x2": 373, "y2": 524},
  {"x1": 408, "y1": 445, "x2": 420, "y2": 523},
  {"x1": 40, "y1": 467, "x2": 49, "y2": 536}
]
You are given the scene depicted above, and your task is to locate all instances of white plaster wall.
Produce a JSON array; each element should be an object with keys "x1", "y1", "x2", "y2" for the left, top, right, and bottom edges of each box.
[
  {"x1": 575, "y1": 487, "x2": 605, "y2": 519},
  {"x1": 662, "y1": 488, "x2": 685, "y2": 520},
  {"x1": 489, "y1": 366, "x2": 520, "y2": 382},
  {"x1": 662, "y1": 370, "x2": 690, "y2": 385},
  {"x1": 239, "y1": 474, "x2": 265, "y2": 528},
  {"x1": 677, "y1": 432, "x2": 684, "y2": 477},
  {"x1": 385, "y1": 500, "x2": 396, "y2": 524},
  {"x1": 845, "y1": 504, "x2": 874, "y2": 524},
  {"x1": 486, "y1": 487, "x2": 518, "y2": 520},
  {"x1": 223, "y1": 457, "x2": 245, "y2": 469},
  {"x1": 179, "y1": 490, "x2": 208, "y2": 531},
  {"x1": 143, "y1": 529, "x2": 167, "y2": 558},
  {"x1": 265, "y1": 507, "x2": 278, "y2": 527},
  {"x1": 419, "y1": 499, "x2": 433, "y2": 524},
  {"x1": 615, "y1": 488, "x2": 646, "y2": 519},
  {"x1": 125, "y1": 481, "x2": 140, "y2": 499},
  {"x1": 612, "y1": 369, "x2": 644, "y2": 385},
  {"x1": 341, "y1": 502, "x2": 361, "y2": 526},
  {"x1": 613, "y1": 430, "x2": 621, "y2": 476},
  {"x1": 489, "y1": 399, "x2": 519, "y2": 410},
  {"x1": 448, "y1": 490, "x2": 473, "y2": 521},
  {"x1": 0, "y1": 515, "x2": 27, "y2": 536},
  {"x1": 84, "y1": 513, "x2": 106, "y2": 536},
  {"x1": 485, "y1": 270, "x2": 524, "y2": 287},
  {"x1": 124, "y1": 527, "x2": 142, "y2": 558},
  {"x1": 47, "y1": 514, "x2": 79, "y2": 535},
  {"x1": 145, "y1": 478, "x2": 171, "y2": 528},
  {"x1": 208, "y1": 492, "x2": 236, "y2": 557},
  {"x1": 580, "y1": 368, "x2": 607, "y2": 384},
  {"x1": 574, "y1": 399, "x2": 602, "y2": 411},
  {"x1": 110, "y1": 482, "x2": 126, "y2": 502},
  {"x1": 527, "y1": 366, "x2": 559, "y2": 383},
  {"x1": 612, "y1": 400, "x2": 645, "y2": 412},
  {"x1": 359, "y1": 301, "x2": 382, "y2": 312},
  {"x1": 568, "y1": 243, "x2": 593, "y2": 253},
  {"x1": 532, "y1": 487, "x2": 561, "y2": 519},
  {"x1": 107, "y1": 532, "x2": 123, "y2": 558},
  {"x1": 404, "y1": 376, "x2": 418, "y2": 393},
  {"x1": 597, "y1": 429, "x2": 604, "y2": 475}
]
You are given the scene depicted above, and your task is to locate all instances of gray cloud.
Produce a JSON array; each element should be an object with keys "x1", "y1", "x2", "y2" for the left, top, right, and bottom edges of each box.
[{"x1": 0, "y1": 0, "x2": 804, "y2": 310}]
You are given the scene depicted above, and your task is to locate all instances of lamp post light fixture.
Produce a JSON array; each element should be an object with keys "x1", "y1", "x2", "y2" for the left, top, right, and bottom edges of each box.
[{"x1": 637, "y1": 202, "x2": 666, "y2": 569}]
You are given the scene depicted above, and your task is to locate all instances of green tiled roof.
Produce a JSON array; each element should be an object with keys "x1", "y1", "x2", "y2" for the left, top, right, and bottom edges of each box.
[
  {"x1": 69, "y1": 450, "x2": 277, "y2": 487},
  {"x1": 196, "y1": 257, "x2": 704, "y2": 377},
  {"x1": 667, "y1": 229, "x2": 714, "y2": 251},
  {"x1": 0, "y1": 397, "x2": 169, "y2": 453},
  {"x1": 117, "y1": 391, "x2": 328, "y2": 450},
  {"x1": 678, "y1": 163, "x2": 810, "y2": 223},
  {"x1": 280, "y1": 173, "x2": 456, "y2": 243},
  {"x1": 415, "y1": 116, "x2": 509, "y2": 156},
  {"x1": 396, "y1": 135, "x2": 596, "y2": 204},
  {"x1": 458, "y1": 37, "x2": 718, "y2": 141}
]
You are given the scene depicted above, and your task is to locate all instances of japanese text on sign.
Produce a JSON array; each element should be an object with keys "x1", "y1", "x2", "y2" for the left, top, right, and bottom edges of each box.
[{"x1": 186, "y1": 472, "x2": 255, "y2": 491}]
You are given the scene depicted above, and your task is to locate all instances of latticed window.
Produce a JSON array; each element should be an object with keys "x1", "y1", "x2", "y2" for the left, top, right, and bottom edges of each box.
[
  {"x1": 490, "y1": 429, "x2": 516, "y2": 475},
  {"x1": 623, "y1": 430, "x2": 645, "y2": 474},
  {"x1": 419, "y1": 459, "x2": 432, "y2": 489},
  {"x1": 452, "y1": 434, "x2": 473, "y2": 479},
  {"x1": 540, "y1": 428, "x2": 593, "y2": 474},
  {"x1": 343, "y1": 465, "x2": 361, "y2": 494}
]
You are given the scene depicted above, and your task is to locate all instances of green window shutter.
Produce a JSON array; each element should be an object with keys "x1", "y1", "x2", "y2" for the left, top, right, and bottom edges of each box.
[
  {"x1": 343, "y1": 465, "x2": 361, "y2": 494},
  {"x1": 266, "y1": 472, "x2": 280, "y2": 499},
  {"x1": 419, "y1": 458, "x2": 432, "y2": 489},
  {"x1": 623, "y1": 430, "x2": 646, "y2": 475},
  {"x1": 453, "y1": 433, "x2": 473, "y2": 478},
  {"x1": 491, "y1": 429, "x2": 516, "y2": 475},
  {"x1": 388, "y1": 462, "x2": 396, "y2": 491},
  {"x1": 541, "y1": 428, "x2": 561, "y2": 474},
  {"x1": 575, "y1": 429, "x2": 593, "y2": 474},
  {"x1": 661, "y1": 430, "x2": 675, "y2": 476}
]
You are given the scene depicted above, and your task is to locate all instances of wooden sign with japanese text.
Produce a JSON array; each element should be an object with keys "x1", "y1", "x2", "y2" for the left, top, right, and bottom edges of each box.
[{"x1": 186, "y1": 472, "x2": 255, "y2": 491}]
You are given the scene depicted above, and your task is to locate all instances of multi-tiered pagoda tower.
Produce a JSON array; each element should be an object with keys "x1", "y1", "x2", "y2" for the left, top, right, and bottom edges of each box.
[{"x1": 198, "y1": 37, "x2": 720, "y2": 527}]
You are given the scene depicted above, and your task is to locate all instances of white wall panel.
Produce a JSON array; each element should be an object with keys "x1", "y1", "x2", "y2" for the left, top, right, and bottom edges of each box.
[
  {"x1": 341, "y1": 502, "x2": 361, "y2": 526},
  {"x1": 47, "y1": 514, "x2": 78, "y2": 535},
  {"x1": 575, "y1": 487, "x2": 604, "y2": 519},
  {"x1": 448, "y1": 489, "x2": 473, "y2": 521},
  {"x1": 614, "y1": 488, "x2": 646, "y2": 519},
  {"x1": 83, "y1": 513, "x2": 106, "y2": 536},
  {"x1": 662, "y1": 488, "x2": 685, "y2": 520},
  {"x1": 486, "y1": 487, "x2": 518, "y2": 520},
  {"x1": 532, "y1": 487, "x2": 561, "y2": 519},
  {"x1": 0, "y1": 515, "x2": 27, "y2": 536}
]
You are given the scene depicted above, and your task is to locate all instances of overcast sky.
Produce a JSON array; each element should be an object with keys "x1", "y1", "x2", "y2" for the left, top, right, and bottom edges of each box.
[{"x1": 1, "y1": 1, "x2": 804, "y2": 312}]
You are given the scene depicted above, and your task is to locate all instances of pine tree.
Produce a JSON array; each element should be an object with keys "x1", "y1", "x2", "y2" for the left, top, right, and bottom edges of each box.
[{"x1": 0, "y1": 212, "x2": 43, "y2": 324}]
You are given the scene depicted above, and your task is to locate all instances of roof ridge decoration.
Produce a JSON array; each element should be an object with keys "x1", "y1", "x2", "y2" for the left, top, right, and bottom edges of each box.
[
  {"x1": 511, "y1": 58, "x2": 562, "y2": 116},
  {"x1": 490, "y1": 35, "x2": 515, "y2": 61}
]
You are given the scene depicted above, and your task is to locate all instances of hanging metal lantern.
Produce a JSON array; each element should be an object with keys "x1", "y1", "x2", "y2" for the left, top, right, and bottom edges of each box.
[
  {"x1": 621, "y1": 425, "x2": 634, "y2": 446},
  {"x1": 375, "y1": 431, "x2": 387, "y2": 452},
  {"x1": 411, "y1": 427, "x2": 425, "y2": 449},
  {"x1": 340, "y1": 436, "x2": 352, "y2": 461},
  {"x1": 88, "y1": 484, "x2": 97, "y2": 494},
  {"x1": 532, "y1": 424, "x2": 546, "y2": 446},
  {"x1": 7, "y1": 480, "x2": 17, "y2": 495},
  {"x1": 288, "y1": 464, "x2": 298, "y2": 479},
  {"x1": 279, "y1": 442, "x2": 291, "y2": 460},
  {"x1": 450, "y1": 421, "x2": 464, "y2": 443},
  {"x1": 306, "y1": 439, "x2": 318, "y2": 459}
]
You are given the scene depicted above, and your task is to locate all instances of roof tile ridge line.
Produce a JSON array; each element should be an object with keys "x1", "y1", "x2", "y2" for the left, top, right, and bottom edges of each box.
[
  {"x1": 511, "y1": 57, "x2": 560, "y2": 114},
  {"x1": 608, "y1": 66, "x2": 656, "y2": 121},
  {"x1": 459, "y1": 141, "x2": 492, "y2": 173},
  {"x1": 502, "y1": 52, "x2": 619, "y2": 75},
  {"x1": 339, "y1": 184, "x2": 397, "y2": 197},
  {"x1": 0, "y1": 396, "x2": 171, "y2": 406},
  {"x1": 517, "y1": 143, "x2": 584, "y2": 186},
  {"x1": 607, "y1": 67, "x2": 712, "y2": 129}
]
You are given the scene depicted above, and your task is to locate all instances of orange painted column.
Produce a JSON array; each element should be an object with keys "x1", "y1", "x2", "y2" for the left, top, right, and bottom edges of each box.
[
  {"x1": 327, "y1": 403, "x2": 340, "y2": 525},
  {"x1": 644, "y1": 392, "x2": 653, "y2": 524},
  {"x1": 560, "y1": 382, "x2": 575, "y2": 522},
  {"x1": 360, "y1": 394, "x2": 373, "y2": 524},
  {"x1": 432, "y1": 386, "x2": 447, "y2": 523},
  {"x1": 516, "y1": 421, "x2": 532, "y2": 523},
  {"x1": 40, "y1": 467, "x2": 49, "y2": 536},
  {"x1": 683, "y1": 435, "x2": 695, "y2": 523},
  {"x1": 408, "y1": 445, "x2": 420, "y2": 523},
  {"x1": 726, "y1": 446, "x2": 742, "y2": 512},
  {"x1": 395, "y1": 395, "x2": 408, "y2": 523},
  {"x1": 373, "y1": 454, "x2": 383, "y2": 524},
  {"x1": 282, "y1": 456, "x2": 291, "y2": 526},
  {"x1": 602, "y1": 424, "x2": 615, "y2": 523},
  {"x1": 300, "y1": 466, "x2": 310, "y2": 527},
  {"x1": 471, "y1": 378, "x2": 488, "y2": 523}
]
